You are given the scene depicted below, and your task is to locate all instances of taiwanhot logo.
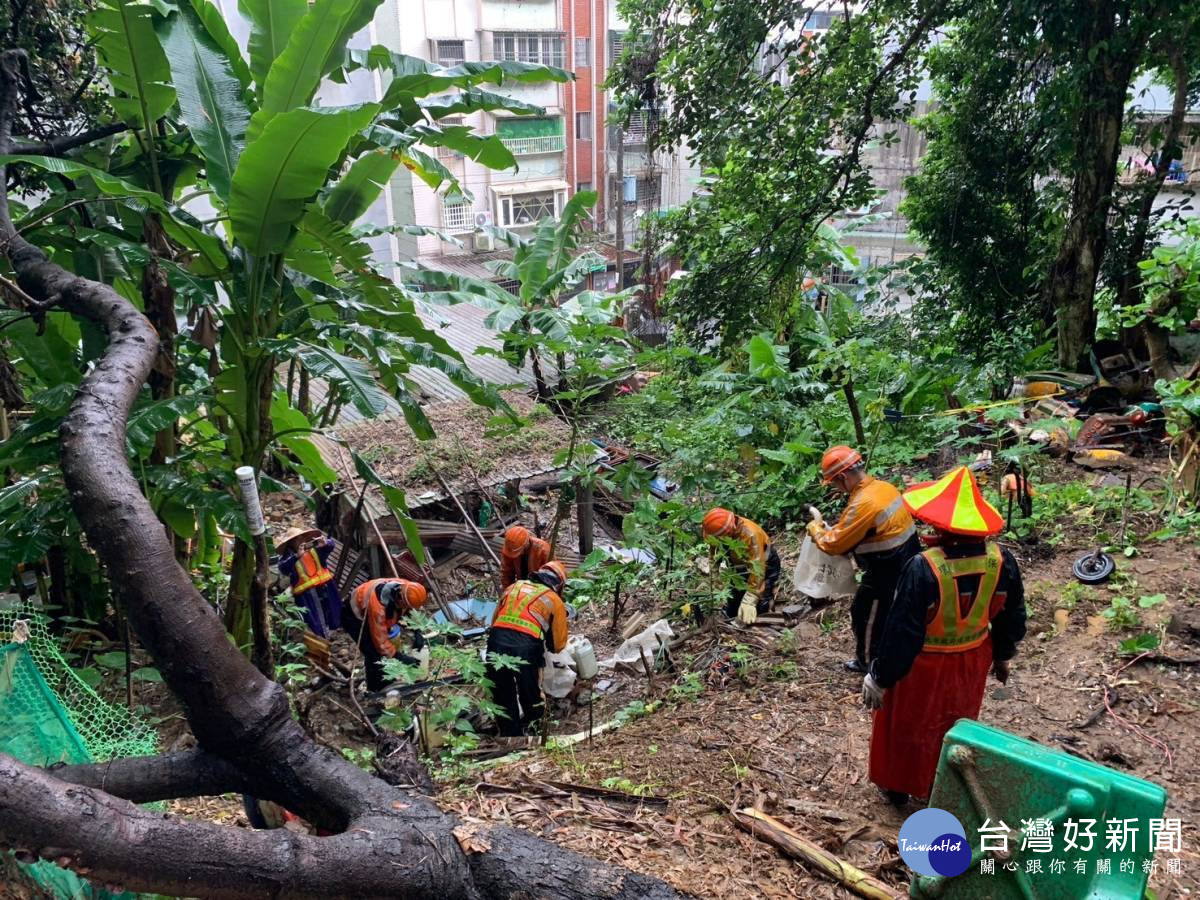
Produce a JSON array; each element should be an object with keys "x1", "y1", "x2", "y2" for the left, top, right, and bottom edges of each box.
[{"x1": 897, "y1": 808, "x2": 971, "y2": 878}]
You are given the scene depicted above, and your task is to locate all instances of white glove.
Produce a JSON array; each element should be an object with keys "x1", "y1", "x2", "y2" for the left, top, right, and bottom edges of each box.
[
  {"x1": 738, "y1": 593, "x2": 759, "y2": 625},
  {"x1": 861, "y1": 673, "x2": 885, "y2": 710}
]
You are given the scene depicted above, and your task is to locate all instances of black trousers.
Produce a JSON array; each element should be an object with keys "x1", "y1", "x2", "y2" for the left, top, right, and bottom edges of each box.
[
  {"x1": 851, "y1": 533, "x2": 921, "y2": 666},
  {"x1": 726, "y1": 545, "x2": 782, "y2": 618},
  {"x1": 486, "y1": 627, "x2": 545, "y2": 737},
  {"x1": 348, "y1": 609, "x2": 392, "y2": 693}
]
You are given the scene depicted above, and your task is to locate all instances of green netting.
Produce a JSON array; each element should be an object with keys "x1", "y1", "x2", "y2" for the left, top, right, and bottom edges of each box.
[
  {"x1": 0, "y1": 601, "x2": 158, "y2": 761},
  {"x1": 0, "y1": 602, "x2": 157, "y2": 899},
  {"x1": 0, "y1": 641, "x2": 141, "y2": 899}
]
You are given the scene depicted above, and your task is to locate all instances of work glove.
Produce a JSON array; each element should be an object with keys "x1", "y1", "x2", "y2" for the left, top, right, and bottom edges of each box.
[
  {"x1": 991, "y1": 659, "x2": 1010, "y2": 684},
  {"x1": 861, "y1": 673, "x2": 885, "y2": 710},
  {"x1": 806, "y1": 504, "x2": 823, "y2": 523},
  {"x1": 737, "y1": 593, "x2": 759, "y2": 625},
  {"x1": 806, "y1": 519, "x2": 825, "y2": 539}
]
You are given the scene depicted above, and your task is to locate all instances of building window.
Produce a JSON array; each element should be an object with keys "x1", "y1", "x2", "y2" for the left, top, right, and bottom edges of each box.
[
  {"x1": 577, "y1": 181, "x2": 592, "y2": 194},
  {"x1": 435, "y1": 39, "x2": 465, "y2": 67},
  {"x1": 497, "y1": 190, "x2": 561, "y2": 226},
  {"x1": 496, "y1": 117, "x2": 565, "y2": 155},
  {"x1": 797, "y1": 7, "x2": 836, "y2": 30},
  {"x1": 442, "y1": 198, "x2": 474, "y2": 233},
  {"x1": 437, "y1": 116, "x2": 465, "y2": 159},
  {"x1": 610, "y1": 34, "x2": 625, "y2": 65},
  {"x1": 574, "y1": 37, "x2": 591, "y2": 67},
  {"x1": 576, "y1": 111, "x2": 592, "y2": 140},
  {"x1": 493, "y1": 32, "x2": 565, "y2": 67},
  {"x1": 618, "y1": 175, "x2": 660, "y2": 206}
]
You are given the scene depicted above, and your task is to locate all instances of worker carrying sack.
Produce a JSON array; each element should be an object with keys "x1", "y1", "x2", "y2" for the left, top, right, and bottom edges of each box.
[{"x1": 793, "y1": 535, "x2": 857, "y2": 599}]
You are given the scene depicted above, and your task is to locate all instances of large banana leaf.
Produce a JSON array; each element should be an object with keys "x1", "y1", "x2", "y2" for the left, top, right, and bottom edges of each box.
[
  {"x1": 323, "y1": 150, "x2": 401, "y2": 225},
  {"x1": 380, "y1": 57, "x2": 571, "y2": 111},
  {"x1": 158, "y1": 3, "x2": 252, "y2": 202},
  {"x1": 228, "y1": 104, "x2": 378, "y2": 256},
  {"x1": 383, "y1": 122, "x2": 517, "y2": 171},
  {"x1": 418, "y1": 88, "x2": 545, "y2": 119},
  {"x1": 90, "y1": 0, "x2": 176, "y2": 128},
  {"x1": 187, "y1": 0, "x2": 252, "y2": 88},
  {"x1": 0, "y1": 155, "x2": 228, "y2": 272},
  {"x1": 269, "y1": 394, "x2": 339, "y2": 487},
  {"x1": 293, "y1": 208, "x2": 375, "y2": 274},
  {"x1": 297, "y1": 343, "x2": 391, "y2": 417},
  {"x1": 402, "y1": 147, "x2": 458, "y2": 194},
  {"x1": 255, "y1": 0, "x2": 384, "y2": 129},
  {"x1": 238, "y1": 0, "x2": 308, "y2": 91}
]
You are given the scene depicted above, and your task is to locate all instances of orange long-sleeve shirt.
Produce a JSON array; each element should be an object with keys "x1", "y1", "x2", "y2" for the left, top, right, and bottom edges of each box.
[
  {"x1": 500, "y1": 536, "x2": 551, "y2": 589},
  {"x1": 728, "y1": 517, "x2": 772, "y2": 594},
  {"x1": 814, "y1": 475, "x2": 915, "y2": 559},
  {"x1": 350, "y1": 578, "x2": 414, "y2": 658},
  {"x1": 491, "y1": 579, "x2": 570, "y2": 652}
]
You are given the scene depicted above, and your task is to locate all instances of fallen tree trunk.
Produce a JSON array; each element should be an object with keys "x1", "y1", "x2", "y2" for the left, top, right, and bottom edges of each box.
[
  {"x1": 731, "y1": 807, "x2": 903, "y2": 900},
  {"x1": 0, "y1": 49, "x2": 686, "y2": 900}
]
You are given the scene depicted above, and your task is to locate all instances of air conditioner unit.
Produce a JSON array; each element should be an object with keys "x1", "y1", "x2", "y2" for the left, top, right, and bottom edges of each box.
[
  {"x1": 473, "y1": 231, "x2": 495, "y2": 252},
  {"x1": 474, "y1": 211, "x2": 494, "y2": 228}
]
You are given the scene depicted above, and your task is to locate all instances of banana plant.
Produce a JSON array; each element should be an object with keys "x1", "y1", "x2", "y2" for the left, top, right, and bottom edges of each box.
[
  {"x1": 2, "y1": 0, "x2": 570, "y2": 651},
  {"x1": 406, "y1": 190, "x2": 615, "y2": 398}
]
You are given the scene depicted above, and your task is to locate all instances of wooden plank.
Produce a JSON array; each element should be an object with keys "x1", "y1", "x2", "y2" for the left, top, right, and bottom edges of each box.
[{"x1": 731, "y1": 807, "x2": 903, "y2": 900}]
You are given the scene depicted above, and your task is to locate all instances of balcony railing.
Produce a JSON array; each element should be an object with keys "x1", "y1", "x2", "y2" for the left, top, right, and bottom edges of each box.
[{"x1": 499, "y1": 134, "x2": 566, "y2": 155}]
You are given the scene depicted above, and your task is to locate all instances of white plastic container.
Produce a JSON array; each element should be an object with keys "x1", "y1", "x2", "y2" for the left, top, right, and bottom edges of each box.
[
  {"x1": 569, "y1": 636, "x2": 599, "y2": 680},
  {"x1": 541, "y1": 649, "x2": 577, "y2": 698}
]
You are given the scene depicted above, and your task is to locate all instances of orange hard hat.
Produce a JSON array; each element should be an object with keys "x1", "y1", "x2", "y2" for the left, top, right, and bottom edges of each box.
[
  {"x1": 702, "y1": 507, "x2": 737, "y2": 537},
  {"x1": 536, "y1": 560, "x2": 567, "y2": 592},
  {"x1": 502, "y1": 525, "x2": 531, "y2": 555},
  {"x1": 821, "y1": 445, "x2": 863, "y2": 483},
  {"x1": 404, "y1": 582, "x2": 428, "y2": 611}
]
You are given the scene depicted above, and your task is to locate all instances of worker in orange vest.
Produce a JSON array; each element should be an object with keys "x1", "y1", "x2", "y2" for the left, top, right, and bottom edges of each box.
[
  {"x1": 499, "y1": 525, "x2": 551, "y2": 590},
  {"x1": 348, "y1": 578, "x2": 428, "y2": 692},
  {"x1": 701, "y1": 508, "x2": 780, "y2": 625},
  {"x1": 486, "y1": 561, "x2": 569, "y2": 736},
  {"x1": 277, "y1": 527, "x2": 341, "y2": 637},
  {"x1": 863, "y1": 466, "x2": 1026, "y2": 806},
  {"x1": 809, "y1": 446, "x2": 920, "y2": 673}
]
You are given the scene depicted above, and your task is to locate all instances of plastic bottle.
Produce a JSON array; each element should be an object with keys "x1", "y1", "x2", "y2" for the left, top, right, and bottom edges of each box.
[{"x1": 570, "y1": 636, "x2": 599, "y2": 680}]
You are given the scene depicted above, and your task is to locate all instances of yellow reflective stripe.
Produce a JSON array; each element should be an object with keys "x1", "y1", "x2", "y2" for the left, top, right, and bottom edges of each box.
[
  {"x1": 293, "y1": 549, "x2": 333, "y2": 593},
  {"x1": 924, "y1": 548, "x2": 959, "y2": 636}
]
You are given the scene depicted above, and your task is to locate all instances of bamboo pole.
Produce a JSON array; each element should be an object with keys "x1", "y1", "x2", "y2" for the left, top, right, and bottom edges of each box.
[{"x1": 731, "y1": 807, "x2": 903, "y2": 900}]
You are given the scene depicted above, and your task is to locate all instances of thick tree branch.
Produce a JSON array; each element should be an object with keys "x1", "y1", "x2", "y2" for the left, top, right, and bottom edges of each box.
[
  {"x1": 9, "y1": 121, "x2": 128, "y2": 156},
  {"x1": 0, "y1": 754, "x2": 466, "y2": 900},
  {"x1": 48, "y1": 750, "x2": 249, "y2": 803}
]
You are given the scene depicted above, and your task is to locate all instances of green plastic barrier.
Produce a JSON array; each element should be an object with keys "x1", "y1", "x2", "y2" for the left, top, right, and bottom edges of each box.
[{"x1": 913, "y1": 719, "x2": 1168, "y2": 898}]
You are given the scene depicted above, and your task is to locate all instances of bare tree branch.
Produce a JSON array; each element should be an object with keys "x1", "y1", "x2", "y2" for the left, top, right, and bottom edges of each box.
[
  {"x1": 9, "y1": 121, "x2": 128, "y2": 156},
  {"x1": 48, "y1": 750, "x2": 249, "y2": 803}
]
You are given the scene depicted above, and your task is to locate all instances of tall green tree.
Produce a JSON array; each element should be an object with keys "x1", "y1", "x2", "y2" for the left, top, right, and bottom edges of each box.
[{"x1": 609, "y1": 0, "x2": 954, "y2": 350}]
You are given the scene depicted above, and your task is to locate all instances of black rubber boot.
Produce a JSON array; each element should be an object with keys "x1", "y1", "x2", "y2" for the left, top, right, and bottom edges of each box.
[{"x1": 843, "y1": 658, "x2": 867, "y2": 673}]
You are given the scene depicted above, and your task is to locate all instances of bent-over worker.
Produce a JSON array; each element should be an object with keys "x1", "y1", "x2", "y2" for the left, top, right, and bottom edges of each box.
[
  {"x1": 701, "y1": 508, "x2": 781, "y2": 625},
  {"x1": 277, "y1": 527, "x2": 342, "y2": 638},
  {"x1": 862, "y1": 466, "x2": 1026, "y2": 806},
  {"x1": 486, "y1": 561, "x2": 569, "y2": 737},
  {"x1": 809, "y1": 446, "x2": 919, "y2": 672},
  {"x1": 347, "y1": 578, "x2": 428, "y2": 692},
  {"x1": 500, "y1": 525, "x2": 551, "y2": 590}
]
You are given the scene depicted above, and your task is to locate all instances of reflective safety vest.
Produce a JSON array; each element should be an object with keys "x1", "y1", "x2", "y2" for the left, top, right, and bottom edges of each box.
[
  {"x1": 493, "y1": 581, "x2": 553, "y2": 640},
  {"x1": 292, "y1": 547, "x2": 333, "y2": 594},
  {"x1": 350, "y1": 578, "x2": 391, "y2": 619},
  {"x1": 920, "y1": 543, "x2": 1002, "y2": 653},
  {"x1": 856, "y1": 495, "x2": 917, "y2": 556}
]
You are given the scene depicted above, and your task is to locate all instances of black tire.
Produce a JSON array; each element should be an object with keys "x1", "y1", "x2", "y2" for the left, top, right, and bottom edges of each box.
[{"x1": 1072, "y1": 551, "x2": 1116, "y2": 584}]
